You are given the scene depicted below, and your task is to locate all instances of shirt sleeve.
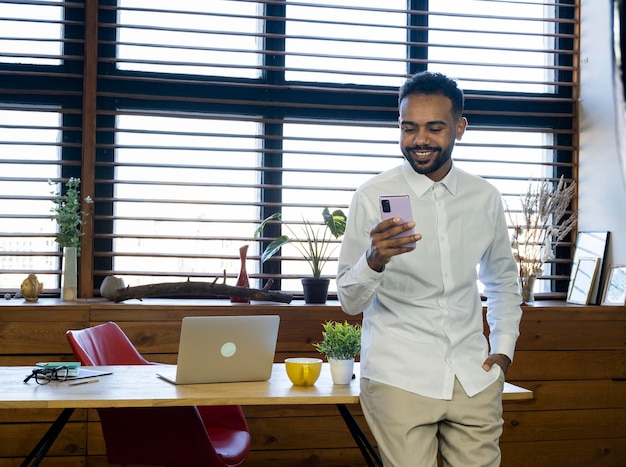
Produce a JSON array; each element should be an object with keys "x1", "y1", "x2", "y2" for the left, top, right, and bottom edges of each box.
[
  {"x1": 479, "y1": 192, "x2": 523, "y2": 362},
  {"x1": 336, "y1": 191, "x2": 384, "y2": 315}
]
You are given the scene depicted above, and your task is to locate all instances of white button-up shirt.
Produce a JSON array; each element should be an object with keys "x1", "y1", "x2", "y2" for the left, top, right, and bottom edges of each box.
[{"x1": 337, "y1": 162, "x2": 522, "y2": 399}]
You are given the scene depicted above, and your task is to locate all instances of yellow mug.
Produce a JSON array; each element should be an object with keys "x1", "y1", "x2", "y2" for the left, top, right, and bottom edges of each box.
[{"x1": 285, "y1": 357, "x2": 323, "y2": 386}]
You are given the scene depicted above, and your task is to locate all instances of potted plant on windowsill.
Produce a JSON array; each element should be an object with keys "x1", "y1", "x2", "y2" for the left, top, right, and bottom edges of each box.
[
  {"x1": 255, "y1": 208, "x2": 347, "y2": 304},
  {"x1": 49, "y1": 177, "x2": 93, "y2": 301},
  {"x1": 505, "y1": 175, "x2": 577, "y2": 304},
  {"x1": 313, "y1": 320, "x2": 361, "y2": 384}
]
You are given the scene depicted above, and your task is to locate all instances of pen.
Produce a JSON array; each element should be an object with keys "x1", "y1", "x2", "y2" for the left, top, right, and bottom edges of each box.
[{"x1": 69, "y1": 378, "x2": 100, "y2": 386}]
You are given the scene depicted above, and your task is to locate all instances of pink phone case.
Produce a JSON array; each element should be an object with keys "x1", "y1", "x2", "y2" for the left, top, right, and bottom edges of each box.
[{"x1": 379, "y1": 195, "x2": 416, "y2": 247}]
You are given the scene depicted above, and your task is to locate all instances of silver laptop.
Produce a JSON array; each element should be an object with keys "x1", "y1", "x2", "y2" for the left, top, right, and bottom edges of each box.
[{"x1": 157, "y1": 315, "x2": 280, "y2": 385}]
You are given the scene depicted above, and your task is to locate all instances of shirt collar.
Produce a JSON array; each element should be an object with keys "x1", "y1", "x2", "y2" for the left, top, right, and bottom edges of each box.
[{"x1": 401, "y1": 160, "x2": 459, "y2": 197}]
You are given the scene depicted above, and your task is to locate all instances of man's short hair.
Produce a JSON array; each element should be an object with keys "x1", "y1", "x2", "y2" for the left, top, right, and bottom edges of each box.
[{"x1": 399, "y1": 71, "x2": 464, "y2": 119}]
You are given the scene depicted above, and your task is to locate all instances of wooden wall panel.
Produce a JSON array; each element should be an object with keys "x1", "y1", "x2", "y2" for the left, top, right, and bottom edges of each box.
[
  {"x1": 244, "y1": 448, "x2": 371, "y2": 467},
  {"x1": 89, "y1": 301, "x2": 361, "y2": 359},
  {"x1": 502, "y1": 408, "x2": 626, "y2": 442},
  {"x1": 517, "y1": 320, "x2": 626, "y2": 350},
  {"x1": 0, "y1": 457, "x2": 86, "y2": 467},
  {"x1": 508, "y1": 350, "x2": 626, "y2": 380},
  {"x1": 248, "y1": 414, "x2": 365, "y2": 450},
  {"x1": 86, "y1": 421, "x2": 106, "y2": 456},
  {"x1": 0, "y1": 321, "x2": 87, "y2": 354},
  {"x1": 504, "y1": 380, "x2": 626, "y2": 411},
  {"x1": 0, "y1": 299, "x2": 625, "y2": 467},
  {"x1": 501, "y1": 438, "x2": 626, "y2": 467},
  {"x1": 0, "y1": 422, "x2": 86, "y2": 456},
  {"x1": 0, "y1": 408, "x2": 87, "y2": 423}
]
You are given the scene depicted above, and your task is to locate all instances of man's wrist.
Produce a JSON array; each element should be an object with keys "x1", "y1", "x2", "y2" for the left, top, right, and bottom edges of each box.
[{"x1": 366, "y1": 257, "x2": 385, "y2": 273}]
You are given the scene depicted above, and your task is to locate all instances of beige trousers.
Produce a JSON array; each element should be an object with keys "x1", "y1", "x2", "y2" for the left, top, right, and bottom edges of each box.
[{"x1": 360, "y1": 372, "x2": 505, "y2": 467}]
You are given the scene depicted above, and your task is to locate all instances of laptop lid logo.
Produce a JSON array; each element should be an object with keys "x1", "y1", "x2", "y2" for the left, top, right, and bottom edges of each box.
[{"x1": 221, "y1": 342, "x2": 237, "y2": 358}]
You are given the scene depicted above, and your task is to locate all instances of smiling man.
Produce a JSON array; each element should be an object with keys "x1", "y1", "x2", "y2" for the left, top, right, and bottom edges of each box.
[
  {"x1": 399, "y1": 92, "x2": 465, "y2": 181},
  {"x1": 336, "y1": 71, "x2": 522, "y2": 467}
]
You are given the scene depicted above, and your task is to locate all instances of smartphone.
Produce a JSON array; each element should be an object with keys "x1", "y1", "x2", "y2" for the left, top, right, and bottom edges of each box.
[{"x1": 379, "y1": 195, "x2": 416, "y2": 248}]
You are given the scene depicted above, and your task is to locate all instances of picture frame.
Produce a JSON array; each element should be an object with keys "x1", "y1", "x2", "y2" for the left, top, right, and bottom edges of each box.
[
  {"x1": 567, "y1": 257, "x2": 601, "y2": 305},
  {"x1": 567, "y1": 231, "x2": 610, "y2": 305},
  {"x1": 600, "y1": 265, "x2": 626, "y2": 306}
]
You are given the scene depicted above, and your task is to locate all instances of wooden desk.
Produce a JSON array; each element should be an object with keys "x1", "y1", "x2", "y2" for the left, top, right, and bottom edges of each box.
[
  {"x1": 1, "y1": 363, "x2": 532, "y2": 466},
  {"x1": 0, "y1": 363, "x2": 533, "y2": 408},
  {"x1": 2, "y1": 364, "x2": 359, "y2": 408}
]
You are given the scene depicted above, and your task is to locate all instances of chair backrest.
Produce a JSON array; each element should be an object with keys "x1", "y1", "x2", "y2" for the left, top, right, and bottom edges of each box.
[{"x1": 66, "y1": 321, "x2": 151, "y2": 366}]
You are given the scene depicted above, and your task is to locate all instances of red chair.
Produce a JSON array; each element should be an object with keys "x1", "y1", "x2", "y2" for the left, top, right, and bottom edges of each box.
[{"x1": 66, "y1": 321, "x2": 251, "y2": 467}]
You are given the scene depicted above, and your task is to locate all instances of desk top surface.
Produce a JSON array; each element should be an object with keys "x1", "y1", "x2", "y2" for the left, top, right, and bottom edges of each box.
[{"x1": 0, "y1": 363, "x2": 532, "y2": 409}]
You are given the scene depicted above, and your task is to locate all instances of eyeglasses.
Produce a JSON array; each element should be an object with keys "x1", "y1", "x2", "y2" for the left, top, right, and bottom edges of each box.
[{"x1": 23, "y1": 366, "x2": 70, "y2": 385}]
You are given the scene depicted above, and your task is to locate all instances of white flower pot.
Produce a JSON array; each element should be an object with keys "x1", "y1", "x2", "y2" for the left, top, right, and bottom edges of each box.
[{"x1": 329, "y1": 357, "x2": 355, "y2": 385}]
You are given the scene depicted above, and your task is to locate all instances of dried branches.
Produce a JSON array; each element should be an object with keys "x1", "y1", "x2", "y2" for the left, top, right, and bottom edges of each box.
[{"x1": 506, "y1": 176, "x2": 577, "y2": 278}]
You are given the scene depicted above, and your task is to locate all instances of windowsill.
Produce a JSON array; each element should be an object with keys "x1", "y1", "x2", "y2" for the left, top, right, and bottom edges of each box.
[
  {"x1": 1, "y1": 297, "x2": 621, "y2": 310},
  {"x1": 0, "y1": 298, "x2": 623, "y2": 328},
  {"x1": 0, "y1": 297, "x2": 343, "y2": 308}
]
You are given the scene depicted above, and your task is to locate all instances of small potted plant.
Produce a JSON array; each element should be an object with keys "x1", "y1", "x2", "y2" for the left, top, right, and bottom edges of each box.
[
  {"x1": 255, "y1": 208, "x2": 347, "y2": 303},
  {"x1": 49, "y1": 177, "x2": 93, "y2": 300},
  {"x1": 313, "y1": 320, "x2": 361, "y2": 384}
]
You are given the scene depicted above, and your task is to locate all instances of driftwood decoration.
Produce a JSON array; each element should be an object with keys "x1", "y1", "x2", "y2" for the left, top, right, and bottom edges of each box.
[{"x1": 113, "y1": 277, "x2": 292, "y2": 304}]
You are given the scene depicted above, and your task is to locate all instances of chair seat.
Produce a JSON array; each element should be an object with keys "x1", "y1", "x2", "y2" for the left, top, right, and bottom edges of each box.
[{"x1": 206, "y1": 428, "x2": 251, "y2": 465}]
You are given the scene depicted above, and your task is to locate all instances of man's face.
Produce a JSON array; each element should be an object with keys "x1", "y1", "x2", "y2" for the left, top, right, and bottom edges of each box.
[{"x1": 398, "y1": 93, "x2": 467, "y2": 182}]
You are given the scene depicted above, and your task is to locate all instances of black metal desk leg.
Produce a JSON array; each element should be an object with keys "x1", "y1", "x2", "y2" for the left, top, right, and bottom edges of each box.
[
  {"x1": 21, "y1": 407, "x2": 75, "y2": 467},
  {"x1": 336, "y1": 404, "x2": 383, "y2": 467}
]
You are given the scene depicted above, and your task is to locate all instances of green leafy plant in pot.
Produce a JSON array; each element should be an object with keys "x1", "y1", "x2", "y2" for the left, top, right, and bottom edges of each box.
[
  {"x1": 313, "y1": 320, "x2": 362, "y2": 384},
  {"x1": 49, "y1": 177, "x2": 93, "y2": 301},
  {"x1": 255, "y1": 208, "x2": 347, "y2": 303},
  {"x1": 49, "y1": 177, "x2": 93, "y2": 255}
]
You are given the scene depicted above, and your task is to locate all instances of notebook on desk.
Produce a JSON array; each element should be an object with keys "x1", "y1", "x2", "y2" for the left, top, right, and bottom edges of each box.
[{"x1": 156, "y1": 315, "x2": 280, "y2": 385}]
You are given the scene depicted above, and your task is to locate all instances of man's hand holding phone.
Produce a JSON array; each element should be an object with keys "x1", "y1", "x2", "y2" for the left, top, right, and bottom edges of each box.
[{"x1": 366, "y1": 195, "x2": 422, "y2": 272}]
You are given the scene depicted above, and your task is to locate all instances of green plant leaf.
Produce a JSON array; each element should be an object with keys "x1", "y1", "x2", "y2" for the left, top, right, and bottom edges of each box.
[
  {"x1": 258, "y1": 208, "x2": 347, "y2": 276},
  {"x1": 49, "y1": 177, "x2": 92, "y2": 255},
  {"x1": 254, "y1": 212, "x2": 281, "y2": 240},
  {"x1": 313, "y1": 320, "x2": 361, "y2": 360},
  {"x1": 323, "y1": 208, "x2": 347, "y2": 238},
  {"x1": 260, "y1": 235, "x2": 290, "y2": 263}
]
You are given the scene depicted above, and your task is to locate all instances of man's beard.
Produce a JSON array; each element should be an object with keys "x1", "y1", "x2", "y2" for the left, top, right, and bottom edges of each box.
[{"x1": 401, "y1": 144, "x2": 454, "y2": 175}]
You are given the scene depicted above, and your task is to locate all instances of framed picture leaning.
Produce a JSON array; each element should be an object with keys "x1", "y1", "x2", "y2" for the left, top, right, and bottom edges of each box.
[{"x1": 601, "y1": 265, "x2": 626, "y2": 306}]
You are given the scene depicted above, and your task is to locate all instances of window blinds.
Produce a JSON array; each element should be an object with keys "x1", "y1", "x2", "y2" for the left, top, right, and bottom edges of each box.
[
  {"x1": 0, "y1": 0, "x2": 578, "y2": 298},
  {"x1": 0, "y1": 0, "x2": 85, "y2": 293}
]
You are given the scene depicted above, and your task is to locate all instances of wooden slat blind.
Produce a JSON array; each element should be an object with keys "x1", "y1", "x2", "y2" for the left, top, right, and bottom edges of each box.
[
  {"x1": 0, "y1": 0, "x2": 85, "y2": 294},
  {"x1": 0, "y1": 0, "x2": 578, "y2": 299}
]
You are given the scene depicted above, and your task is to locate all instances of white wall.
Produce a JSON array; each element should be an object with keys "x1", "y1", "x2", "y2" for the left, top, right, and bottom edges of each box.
[{"x1": 579, "y1": 0, "x2": 626, "y2": 266}]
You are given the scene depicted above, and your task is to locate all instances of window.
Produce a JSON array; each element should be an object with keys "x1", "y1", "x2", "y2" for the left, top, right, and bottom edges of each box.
[
  {"x1": 0, "y1": 0, "x2": 577, "y2": 299},
  {"x1": 0, "y1": 109, "x2": 62, "y2": 290},
  {"x1": 0, "y1": 0, "x2": 63, "y2": 66},
  {"x1": 284, "y1": 0, "x2": 408, "y2": 85},
  {"x1": 0, "y1": 0, "x2": 84, "y2": 294},
  {"x1": 428, "y1": 0, "x2": 558, "y2": 93},
  {"x1": 112, "y1": 114, "x2": 261, "y2": 284},
  {"x1": 116, "y1": 0, "x2": 263, "y2": 78}
]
